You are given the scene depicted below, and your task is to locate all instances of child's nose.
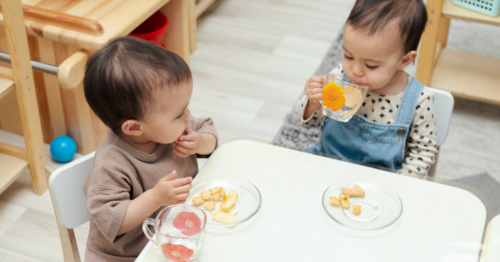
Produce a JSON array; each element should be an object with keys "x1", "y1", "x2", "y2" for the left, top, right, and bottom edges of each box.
[
  {"x1": 352, "y1": 63, "x2": 364, "y2": 77},
  {"x1": 183, "y1": 108, "x2": 191, "y2": 121}
]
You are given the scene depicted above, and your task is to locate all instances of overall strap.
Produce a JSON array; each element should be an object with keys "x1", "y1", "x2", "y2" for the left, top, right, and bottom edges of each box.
[{"x1": 393, "y1": 76, "x2": 424, "y2": 126}]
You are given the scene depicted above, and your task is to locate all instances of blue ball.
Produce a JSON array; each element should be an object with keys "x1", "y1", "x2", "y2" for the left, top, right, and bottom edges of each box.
[{"x1": 50, "y1": 136, "x2": 77, "y2": 163}]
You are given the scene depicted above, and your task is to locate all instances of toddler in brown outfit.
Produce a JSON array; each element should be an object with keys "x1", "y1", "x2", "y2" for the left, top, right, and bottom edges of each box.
[{"x1": 82, "y1": 37, "x2": 218, "y2": 262}]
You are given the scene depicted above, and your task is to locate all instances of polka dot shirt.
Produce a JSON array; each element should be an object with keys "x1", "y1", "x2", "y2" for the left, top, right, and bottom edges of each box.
[{"x1": 296, "y1": 64, "x2": 438, "y2": 176}]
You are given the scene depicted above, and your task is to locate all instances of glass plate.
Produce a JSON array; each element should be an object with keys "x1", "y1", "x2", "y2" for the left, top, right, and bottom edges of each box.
[
  {"x1": 322, "y1": 179, "x2": 403, "y2": 230},
  {"x1": 188, "y1": 176, "x2": 262, "y2": 227}
]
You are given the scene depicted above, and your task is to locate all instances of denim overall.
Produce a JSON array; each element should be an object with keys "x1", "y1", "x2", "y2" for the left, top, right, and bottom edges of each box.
[{"x1": 308, "y1": 74, "x2": 424, "y2": 170}]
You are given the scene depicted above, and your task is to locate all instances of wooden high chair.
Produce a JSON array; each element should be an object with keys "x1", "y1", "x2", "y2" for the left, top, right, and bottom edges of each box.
[{"x1": 0, "y1": 0, "x2": 47, "y2": 195}]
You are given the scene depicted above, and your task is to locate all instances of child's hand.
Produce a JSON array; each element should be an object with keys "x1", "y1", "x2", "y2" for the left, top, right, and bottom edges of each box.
[
  {"x1": 305, "y1": 76, "x2": 326, "y2": 105},
  {"x1": 173, "y1": 128, "x2": 202, "y2": 158},
  {"x1": 304, "y1": 75, "x2": 332, "y2": 119},
  {"x1": 151, "y1": 170, "x2": 192, "y2": 207}
]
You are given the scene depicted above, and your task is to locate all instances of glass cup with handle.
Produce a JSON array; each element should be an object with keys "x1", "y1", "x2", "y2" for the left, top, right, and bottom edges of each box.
[
  {"x1": 320, "y1": 73, "x2": 368, "y2": 122},
  {"x1": 143, "y1": 205, "x2": 207, "y2": 262}
]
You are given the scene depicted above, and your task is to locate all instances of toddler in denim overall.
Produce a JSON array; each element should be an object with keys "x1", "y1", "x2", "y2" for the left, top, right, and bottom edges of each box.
[{"x1": 297, "y1": 0, "x2": 438, "y2": 175}]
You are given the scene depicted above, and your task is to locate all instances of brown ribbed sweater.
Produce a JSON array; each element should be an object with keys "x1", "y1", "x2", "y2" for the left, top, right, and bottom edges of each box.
[{"x1": 83, "y1": 116, "x2": 218, "y2": 262}]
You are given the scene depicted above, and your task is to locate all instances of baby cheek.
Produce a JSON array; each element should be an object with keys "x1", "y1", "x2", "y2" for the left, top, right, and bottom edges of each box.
[{"x1": 367, "y1": 71, "x2": 390, "y2": 89}]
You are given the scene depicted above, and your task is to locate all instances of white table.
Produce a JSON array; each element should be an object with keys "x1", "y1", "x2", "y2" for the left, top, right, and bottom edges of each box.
[
  {"x1": 137, "y1": 139, "x2": 488, "y2": 262},
  {"x1": 483, "y1": 215, "x2": 500, "y2": 262}
]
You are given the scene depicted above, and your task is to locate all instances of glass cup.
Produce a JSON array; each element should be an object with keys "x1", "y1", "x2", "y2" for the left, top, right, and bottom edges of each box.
[
  {"x1": 320, "y1": 73, "x2": 368, "y2": 122},
  {"x1": 143, "y1": 205, "x2": 207, "y2": 262}
]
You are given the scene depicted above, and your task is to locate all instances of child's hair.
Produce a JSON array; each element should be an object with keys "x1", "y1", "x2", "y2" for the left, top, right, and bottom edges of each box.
[
  {"x1": 84, "y1": 37, "x2": 192, "y2": 133},
  {"x1": 346, "y1": 0, "x2": 428, "y2": 54}
]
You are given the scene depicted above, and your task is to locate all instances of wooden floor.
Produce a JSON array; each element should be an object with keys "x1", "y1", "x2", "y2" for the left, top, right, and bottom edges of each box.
[{"x1": 0, "y1": 0, "x2": 355, "y2": 261}]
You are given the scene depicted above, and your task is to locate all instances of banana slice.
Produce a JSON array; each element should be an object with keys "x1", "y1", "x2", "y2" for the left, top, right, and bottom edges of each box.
[
  {"x1": 220, "y1": 190, "x2": 238, "y2": 212},
  {"x1": 213, "y1": 212, "x2": 238, "y2": 224}
]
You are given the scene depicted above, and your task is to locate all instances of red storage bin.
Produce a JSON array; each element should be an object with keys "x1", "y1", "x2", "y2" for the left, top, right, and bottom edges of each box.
[{"x1": 129, "y1": 11, "x2": 168, "y2": 47}]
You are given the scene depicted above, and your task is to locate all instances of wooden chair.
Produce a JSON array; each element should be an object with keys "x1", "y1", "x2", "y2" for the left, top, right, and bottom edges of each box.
[
  {"x1": 426, "y1": 87, "x2": 454, "y2": 177},
  {"x1": 0, "y1": 0, "x2": 47, "y2": 195}
]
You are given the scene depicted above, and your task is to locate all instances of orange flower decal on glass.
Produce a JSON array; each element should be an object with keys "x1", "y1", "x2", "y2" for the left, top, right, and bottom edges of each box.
[
  {"x1": 322, "y1": 82, "x2": 345, "y2": 111},
  {"x1": 161, "y1": 243, "x2": 194, "y2": 262},
  {"x1": 172, "y1": 212, "x2": 201, "y2": 236},
  {"x1": 344, "y1": 85, "x2": 362, "y2": 108}
]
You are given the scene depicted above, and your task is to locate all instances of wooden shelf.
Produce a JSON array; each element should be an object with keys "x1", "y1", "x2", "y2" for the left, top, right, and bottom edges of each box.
[
  {"x1": 0, "y1": 0, "x2": 171, "y2": 50},
  {"x1": 0, "y1": 76, "x2": 14, "y2": 100},
  {"x1": 442, "y1": 0, "x2": 500, "y2": 27},
  {"x1": 430, "y1": 48, "x2": 500, "y2": 104},
  {"x1": 0, "y1": 152, "x2": 28, "y2": 195}
]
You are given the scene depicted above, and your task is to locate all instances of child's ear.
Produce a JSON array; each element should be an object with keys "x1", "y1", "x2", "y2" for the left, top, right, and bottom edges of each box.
[
  {"x1": 121, "y1": 120, "x2": 144, "y2": 136},
  {"x1": 399, "y1": 50, "x2": 418, "y2": 69}
]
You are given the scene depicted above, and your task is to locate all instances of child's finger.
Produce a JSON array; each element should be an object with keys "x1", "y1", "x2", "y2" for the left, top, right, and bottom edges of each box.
[
  {"x1": 309, "y1": 87, "x2": 323, "y2": 95},
  {"x1": 161, "y1": 170, "x2": 177, "y2": 181},
  {"x1": 179, "y1": 128, "x2": 196, "y2": 141},
  {"x1": 308, "y1": 82, "x2": 323, "y2": 89},
  {"x1": 311, "y1": 93, "x2": 323, "y2": 100},
  {"x1": 308, "y1": 76, "x2": 323, "y2": 83},
  {"x1": 176, "y1": 141, "x2": 195, "y2": 149},
  {"x1": 175, "y1": 192, "x2": 190, "y2": 201},
  {"x1": 306, "y1": 87, "x2": 322, "y2": 95},
  {"x1": 313, "y1": 94, "x2": 323, "y2": 101},
  {"x1": 174, "y1": 183, "x2": 192, "y2": 194},
  {"x1": 174, "y1": 145, "x2": 191, "y2": 154},
  {"x1": 171, "y1": 176, "x2": 193, "y2": 188},
  {"x1": 309, "y1": 94, "x2": 323, "y2": 104},
  {"x1": 306, "y1": 90, "x2": 323, "y2": 100},
  {"x1": 174, "y1": 150, "x2": 189, "y2": 158}
]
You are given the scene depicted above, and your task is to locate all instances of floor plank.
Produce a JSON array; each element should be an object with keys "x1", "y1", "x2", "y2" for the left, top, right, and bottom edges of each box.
[
  {"x1": 0, "y1": 201, "x2": 27, "y2": 238},
  {"x1": 0, "y1": 247, "x2": 45, "y2": 262}
]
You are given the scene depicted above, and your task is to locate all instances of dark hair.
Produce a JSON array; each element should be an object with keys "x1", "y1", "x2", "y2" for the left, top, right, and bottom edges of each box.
[
  {"x1": 84, "y1": 37, "x2": 192, "y2": 133},
  {"x1": 346, "y1": 0, "x2": 428, "y2": 53}
]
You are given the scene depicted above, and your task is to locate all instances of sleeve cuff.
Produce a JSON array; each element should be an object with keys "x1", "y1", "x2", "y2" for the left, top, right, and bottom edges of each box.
[
  {"x1": 296, "y1": 96, "x2": 323, "y2": 128},
  {"x1": 91, "y1": 198, "x2": 131, "y2": 244}
]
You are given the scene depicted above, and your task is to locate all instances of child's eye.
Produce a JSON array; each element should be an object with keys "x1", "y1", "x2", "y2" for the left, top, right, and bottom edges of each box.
[
  {"x1": 176, "y1": 112, "x2": 184, "y2": 119},
  {"x1": 366, "y1": 64, "x2": 378, "y2": 70},
  {"x1": 344, "y1": 54, "x2": 353, "y2": 60}
]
